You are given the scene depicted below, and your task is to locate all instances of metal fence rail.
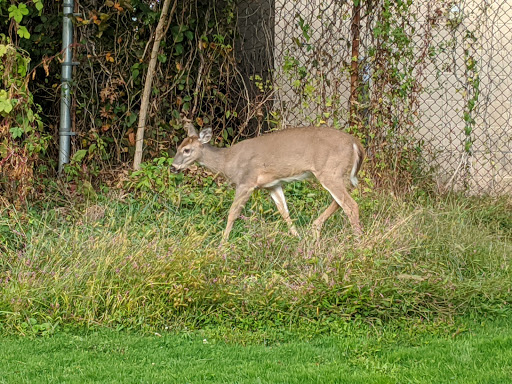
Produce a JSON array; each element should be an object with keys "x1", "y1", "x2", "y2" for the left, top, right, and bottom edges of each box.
[{"x1": 236, "y1": 0, "x2": 512, "y2": 194}]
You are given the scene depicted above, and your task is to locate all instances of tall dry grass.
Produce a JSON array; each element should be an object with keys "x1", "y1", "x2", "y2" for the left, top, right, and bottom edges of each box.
[{"x1": 1, "y1": 187, "x2": 511, "y2": 334}]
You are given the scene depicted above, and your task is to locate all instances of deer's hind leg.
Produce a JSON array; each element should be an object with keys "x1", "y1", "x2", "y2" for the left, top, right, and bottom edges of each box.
[
  {"x1": 312, "y1": 200, "x2": 339, "y2": 238},
  {"x1": 314, "y1": 172, "x2": 362, "y2": 235}
]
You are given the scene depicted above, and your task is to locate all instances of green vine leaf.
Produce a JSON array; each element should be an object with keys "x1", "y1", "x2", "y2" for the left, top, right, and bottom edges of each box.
[
  {"x1": 10, "y1": 126, "x2": 23, "y2": 139},
  {"x1": 0, "y1": 92, "x2": 13, "y2": 115},
  {"x1": 17, "y1": 26, "x2": 31, "y2": 40},
  {"x1": 157, "y1": 53, "x2": 167, "y2": 63},
  {"x1": 72, "y1": 149, "x2": 88, "y2": 163},
  {"x1": 0, "y1": 44, "x2": 8, "y2": 57},
  {"x1": 174, "y1": 44, "x2": 183, "y2": 56},
  {"x1": 34, "y1": 0, "x2": 44, "y2": 14},
  {"x1": 8, "y1": 3, "x2": 29, "y2": 24},
  {"x1": 171, "y1": 26, "x2": 184, "y2": 43},
  {"x1": 184, "y1": 30, "x2": 193, "y2": 40}
]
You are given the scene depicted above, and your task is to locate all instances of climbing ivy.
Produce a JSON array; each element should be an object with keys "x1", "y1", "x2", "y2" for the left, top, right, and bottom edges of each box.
[
  {"x1": 463, "y1": 29, "x2": 479, "y2": 156},
  {"x1": 0, "y1": 35, "x2": 49, "y2": 205},
  {"x1": 278, "y1": 0, "x2": 433, "y2": 191}
]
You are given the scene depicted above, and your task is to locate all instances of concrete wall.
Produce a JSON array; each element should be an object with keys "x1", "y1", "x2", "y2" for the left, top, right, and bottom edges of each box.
[
  {"x1": 270, "y1": 0, "x2": 512, "y2": 194},
  {"x1": 416, "y1": 1, "x2": 512, "y2": 193}
]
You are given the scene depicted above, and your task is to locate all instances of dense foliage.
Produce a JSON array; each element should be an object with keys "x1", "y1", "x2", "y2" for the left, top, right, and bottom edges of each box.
[
  {"x1": 1, "y1": 0, "x2": 245, "y2": 202},
  {"x1": 0, "y1": 2, "x2": 48, "y2": 205},
  {"x1": 0, "y1": 0, "x2": 469, "y2": 204}
]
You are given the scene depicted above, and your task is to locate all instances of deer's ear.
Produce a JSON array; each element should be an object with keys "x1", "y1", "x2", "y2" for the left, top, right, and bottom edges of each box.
[
  {"x1": 183, "y1": 117, "x2": 198, "y2": 137},
  {"x1": 199, "y1": 128, "x2": 212, "y2": 144}
]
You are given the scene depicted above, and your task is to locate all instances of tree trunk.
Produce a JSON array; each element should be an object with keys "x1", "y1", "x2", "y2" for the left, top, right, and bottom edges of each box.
[
  {"x1": 133, "y1": 0, "x2": 177, "y2": 170},
  {"x1": 349, "y1": 1, "x2": 361, "y2": 128}
]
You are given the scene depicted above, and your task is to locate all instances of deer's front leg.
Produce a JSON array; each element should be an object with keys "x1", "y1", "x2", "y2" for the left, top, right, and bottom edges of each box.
[
  {"x1": 268, "y1": 185, "x2": 299, "y2": 237},
  {"x1": 222, "y1": 185, "x2": 255, "y2": 242}
]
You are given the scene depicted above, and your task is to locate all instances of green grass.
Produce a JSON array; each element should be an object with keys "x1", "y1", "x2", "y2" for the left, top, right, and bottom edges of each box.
[
  {"x1": 1, "y1": 315, "x2": 511, "y2": 383},
  {"x1": 1, "y1": 178, "x2": 511, "y2": 333},
  {"x1": 1, "y1": 179, "x2": 511, "y2": 382}
]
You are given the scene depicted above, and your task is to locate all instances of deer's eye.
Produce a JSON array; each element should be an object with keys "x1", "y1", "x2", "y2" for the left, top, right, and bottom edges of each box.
[{"x1": 183, "y1": 148, "x2": 191, "y2": 155}]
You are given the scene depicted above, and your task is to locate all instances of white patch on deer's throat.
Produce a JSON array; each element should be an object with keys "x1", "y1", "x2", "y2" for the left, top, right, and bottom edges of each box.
[{"x1": 262, "y1": 172, "x2": 312, "y2": 188}]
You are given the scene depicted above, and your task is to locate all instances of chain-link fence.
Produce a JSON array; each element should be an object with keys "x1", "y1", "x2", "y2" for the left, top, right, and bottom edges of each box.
[{"x1": 236, "y1": 0, "x2": 512, "y2": 194}]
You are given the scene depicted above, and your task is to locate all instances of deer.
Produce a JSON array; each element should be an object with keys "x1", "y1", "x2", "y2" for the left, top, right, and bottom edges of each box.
[{"x1": 170, "y1": 119, "x2": 365, "y2": 243}]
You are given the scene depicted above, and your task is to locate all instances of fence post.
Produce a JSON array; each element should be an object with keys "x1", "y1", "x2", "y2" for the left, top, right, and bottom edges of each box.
[{"x1": 58, "y1": 0, "x2": 76, "y2": 173}]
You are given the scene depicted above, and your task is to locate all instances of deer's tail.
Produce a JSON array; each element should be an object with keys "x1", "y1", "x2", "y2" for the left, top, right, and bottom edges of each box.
[{"x1": 350, "y1": 140, "x2": 365, "y2": 187}]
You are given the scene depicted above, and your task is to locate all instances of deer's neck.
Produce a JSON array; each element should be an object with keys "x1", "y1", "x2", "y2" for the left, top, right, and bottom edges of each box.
[{"x1": 199, "y1": 145, "x2": 230, "y2": 179}]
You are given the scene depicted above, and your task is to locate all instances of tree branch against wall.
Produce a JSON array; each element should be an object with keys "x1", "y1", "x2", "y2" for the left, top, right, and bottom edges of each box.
[{"x1": 133, "y1": 0, "x2": 178, "y2": 171}]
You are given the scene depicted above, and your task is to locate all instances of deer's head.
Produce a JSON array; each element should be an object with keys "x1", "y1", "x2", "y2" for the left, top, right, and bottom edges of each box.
[{"x1": 171, "y1": 123, "x2": 212, "y2": 172}]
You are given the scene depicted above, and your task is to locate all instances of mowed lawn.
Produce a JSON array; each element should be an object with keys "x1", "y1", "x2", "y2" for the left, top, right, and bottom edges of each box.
[{"x1": 1, "y1": 316, "x2": 511, "y2": 384}]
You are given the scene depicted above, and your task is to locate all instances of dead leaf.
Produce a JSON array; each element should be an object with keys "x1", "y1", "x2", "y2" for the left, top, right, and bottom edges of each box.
[
  {"x1": 43, "y1": 57, "x2": 50, "y2": 76},
  {"x1": 397, "y1": 274, "x2": 426, "y2": 282},
  {"x1": 100, "y1": 106, "x2": 112, "y2": 119},
  {"x1": 85, "y1": 204, "x2": 105, "y2": 222},
  {"x1": 128, "y1": 132, "x2": 135, "y2": 146}
]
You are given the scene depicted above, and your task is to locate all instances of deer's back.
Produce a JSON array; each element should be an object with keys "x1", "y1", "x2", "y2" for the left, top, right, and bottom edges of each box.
[{"x1": 223, "y1": 127, "x2": 358, "y2": 186}]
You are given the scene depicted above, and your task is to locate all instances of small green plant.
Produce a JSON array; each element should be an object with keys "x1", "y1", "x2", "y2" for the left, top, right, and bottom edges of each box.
[
  {"x1": 128, "y1": 154, "x2": 180, "y2": 194},
  {"x1": 19, "y1": 317, "x2": 57, "y2": 337}
]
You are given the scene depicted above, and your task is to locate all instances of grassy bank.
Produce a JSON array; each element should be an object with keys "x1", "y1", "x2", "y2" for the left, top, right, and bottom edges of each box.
[{"x1": 1, "y1": 181, "x2": 511, "y2": 334}]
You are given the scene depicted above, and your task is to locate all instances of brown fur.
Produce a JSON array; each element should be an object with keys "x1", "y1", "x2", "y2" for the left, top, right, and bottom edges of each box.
[{"x1": 172, "y1": 126, "x2": 365, "y2": 242}]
